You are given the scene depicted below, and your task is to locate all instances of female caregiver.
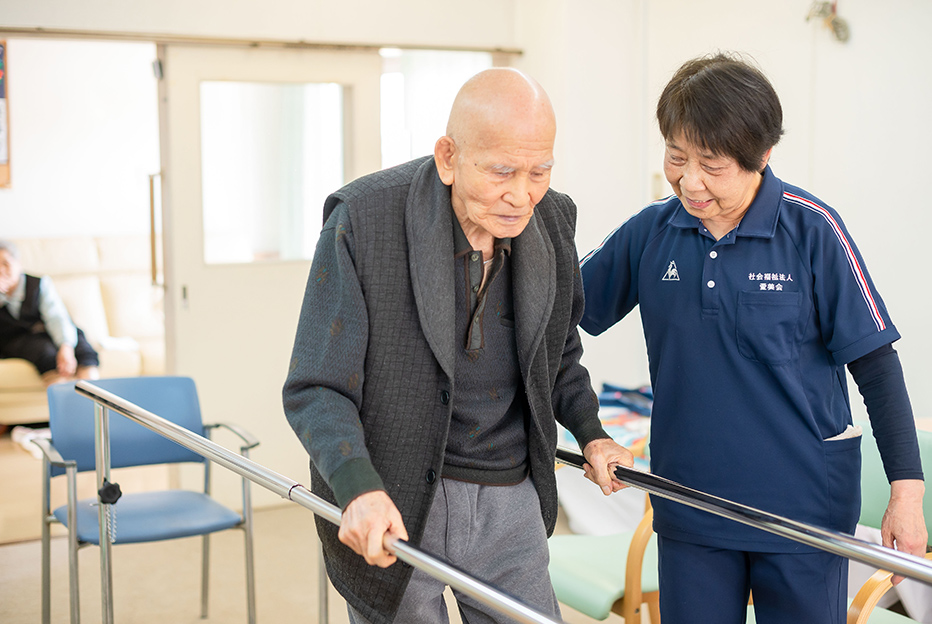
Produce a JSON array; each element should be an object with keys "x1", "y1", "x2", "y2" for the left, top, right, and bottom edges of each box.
[{"x1": 580, "y1": 52, "x2": 926, "y2": 623}]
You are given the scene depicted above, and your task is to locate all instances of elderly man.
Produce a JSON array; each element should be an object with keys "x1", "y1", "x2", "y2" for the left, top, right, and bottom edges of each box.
[
  {"x1": 283, "y1": 68, "x2": 632, "y2": 624},
  {"x1": 0, "y1": 240, "x2": 100, "y2": 385}
]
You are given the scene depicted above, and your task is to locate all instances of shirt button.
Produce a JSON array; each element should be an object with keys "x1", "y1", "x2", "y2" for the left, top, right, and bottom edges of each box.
[
  {"x1": 472, "y1": 285, "x2": 479, "y2": 293},
  {"x1": 425, "y1": 469, "x2": 437, "y2": 484},
  {"x1": 707, "y1": 280, "x2": 715, "y2": 288},
  {"x1": 709, "y1": 251, "x2": 718, "y2": 259},
  {"x1": 470, "y1": 253, "x2": 479, "y2": 262},
  {"x1": 440, "y1": 390, "x2": 450, "y2": 405}
]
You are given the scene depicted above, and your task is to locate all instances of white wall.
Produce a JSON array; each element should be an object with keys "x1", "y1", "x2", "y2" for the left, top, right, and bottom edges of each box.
[
  {"x1": 513, "y1": 1, "x2": 932, "y2": 426},
  {"x1": 3, "y1": 0, "x2": 932, "y2": 469},
  {"x1": 0, "y1": 0, "x2": 517, "y2": 51},
  {"x1": 0, "y1": 38, "x2": 159, "y2": 237},
  {"x1": 513, "y1": 0, "x2": 654, "y2": 387}
]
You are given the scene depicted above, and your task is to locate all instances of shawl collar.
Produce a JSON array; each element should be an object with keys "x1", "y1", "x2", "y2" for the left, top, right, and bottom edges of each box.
[
  {"x1": 406, "y1": 159, "x2": 457, "y2": 379},
  {"x1": 511, "y1": 211, "x2": 556, "y2": 378},
  {"x1": 405, "y1": 158, "x2": 557, "y2": 381}
]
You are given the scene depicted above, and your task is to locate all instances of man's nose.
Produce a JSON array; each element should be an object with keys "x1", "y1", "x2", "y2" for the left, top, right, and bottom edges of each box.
[{"x1": 503, "y1": 175, "x2": 533, "y2": 208}]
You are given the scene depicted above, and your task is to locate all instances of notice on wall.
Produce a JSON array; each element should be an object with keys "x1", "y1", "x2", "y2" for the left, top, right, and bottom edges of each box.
[
  {"x1": 0, "y1": 99, "x2": 7, "y2": 165},
  {"x1": 0, "y1": 40, "x2": 9, "y2": 186}
]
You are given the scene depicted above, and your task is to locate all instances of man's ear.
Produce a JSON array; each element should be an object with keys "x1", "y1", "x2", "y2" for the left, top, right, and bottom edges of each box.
[{"x1": 434, "y1": 136, "x2": 456, "y2": 186}]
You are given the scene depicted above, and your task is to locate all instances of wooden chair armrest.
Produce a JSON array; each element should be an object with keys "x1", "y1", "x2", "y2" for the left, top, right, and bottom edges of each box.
[
  {"x1": 847, "y1": 551, "x2": 932, "y2": 624},
  {"x1": 617, "y1": 501, "x2": 656, "y2": 623}
]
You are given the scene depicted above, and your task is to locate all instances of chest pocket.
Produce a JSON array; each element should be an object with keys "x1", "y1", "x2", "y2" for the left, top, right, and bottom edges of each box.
[{"x1": 736, "y1": 290, "x2": 802, "y2": 365}]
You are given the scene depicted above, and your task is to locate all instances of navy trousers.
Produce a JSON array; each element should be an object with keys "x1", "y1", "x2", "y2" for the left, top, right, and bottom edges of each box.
[{"x1": 658, "y1": 535, "x2": 847, "y2": 624}]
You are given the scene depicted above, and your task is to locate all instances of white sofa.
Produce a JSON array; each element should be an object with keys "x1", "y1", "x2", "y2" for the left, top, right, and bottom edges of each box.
[{"x1": 0, "y1": 235, "x2": 165, "y2": 426}]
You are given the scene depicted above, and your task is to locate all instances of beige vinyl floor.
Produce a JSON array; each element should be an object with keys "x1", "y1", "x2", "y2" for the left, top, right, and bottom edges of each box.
[{"x1": 0, "y1": 431, "x2": 630, "y2": 624}]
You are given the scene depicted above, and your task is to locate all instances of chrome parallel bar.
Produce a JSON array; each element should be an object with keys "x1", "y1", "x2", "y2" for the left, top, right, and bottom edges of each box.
[
  {"x1": 555, "y1": 447, "x2": 932, "y2": 585},
  {"x1": 93, "y1": 402, "x2": 115, "y2": 624},
  {"x1": 75, "y1": 381, "x2": 565, "y2": 624}
]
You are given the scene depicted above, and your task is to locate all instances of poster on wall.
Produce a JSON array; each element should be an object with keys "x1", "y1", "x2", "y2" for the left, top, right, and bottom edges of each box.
[{"x1": 0, "y1": 40, "x2": 9, "y2": 187}]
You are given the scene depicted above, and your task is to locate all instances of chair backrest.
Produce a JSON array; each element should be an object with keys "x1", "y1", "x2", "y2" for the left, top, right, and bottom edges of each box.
[
  {"x1": 47, "y1": 376, "x2": 206, "y2": 475},
  {"x1": 858, "y1": 420, "x2": 932, "y2": 538}
]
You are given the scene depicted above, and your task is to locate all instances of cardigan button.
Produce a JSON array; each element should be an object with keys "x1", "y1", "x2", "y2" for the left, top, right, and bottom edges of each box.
[
  {"x1": 440, "y1": 390, "x2": 450, "y2": 405},
  {"x1": 425, "y1": 469, "x2": 437, "y2": 484}
]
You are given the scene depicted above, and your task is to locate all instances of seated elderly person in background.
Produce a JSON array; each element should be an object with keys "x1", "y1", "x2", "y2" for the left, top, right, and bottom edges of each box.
[{"x1": 0, "y1": 239, "x2": 100, "y2": 385}]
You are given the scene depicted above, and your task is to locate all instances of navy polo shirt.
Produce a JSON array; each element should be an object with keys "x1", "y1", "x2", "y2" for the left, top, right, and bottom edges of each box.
[{"x1": 580, "y1": 166, "x2": 900, "y2": 551}]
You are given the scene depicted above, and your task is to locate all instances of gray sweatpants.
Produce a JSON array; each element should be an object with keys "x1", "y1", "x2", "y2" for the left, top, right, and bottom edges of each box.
[{"x1": 348, "y1": 477, "x2": 560, "y2": 624}]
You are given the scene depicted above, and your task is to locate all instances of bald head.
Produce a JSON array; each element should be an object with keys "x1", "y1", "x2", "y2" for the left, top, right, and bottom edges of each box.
[
  {"x1": 445, "y1": 68, "x2": 556, "y2": 150},
  {"x1": 434, "y1": 68, "x2": 557, "y2": 246}
]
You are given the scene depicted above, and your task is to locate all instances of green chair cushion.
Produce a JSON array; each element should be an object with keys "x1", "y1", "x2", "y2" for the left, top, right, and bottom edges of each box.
[{"x1": 548, "y1": 530, "x2": 659, "y2": 620}]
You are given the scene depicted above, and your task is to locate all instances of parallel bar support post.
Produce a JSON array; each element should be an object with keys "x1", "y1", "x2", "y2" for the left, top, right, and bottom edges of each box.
[
  {"x1": 242, "y1": 448, "x2": 257, "y2": 624},
  {"x1": 318, "y1": 541, "x2": 328, "y2": 624},
  {"x1": 93, "y1": 402, "x2": 115, "y2": 624}
]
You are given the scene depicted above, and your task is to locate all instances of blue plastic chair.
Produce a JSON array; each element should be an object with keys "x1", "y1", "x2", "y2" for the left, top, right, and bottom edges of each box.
[{"x1": 34, "y1": 377, "x2": 259, "y2": 624}]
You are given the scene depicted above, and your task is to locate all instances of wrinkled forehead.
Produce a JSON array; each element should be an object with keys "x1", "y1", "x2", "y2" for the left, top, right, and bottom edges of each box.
[{"x1": 460, "y1": 129, "x2": 555, "y2": 167}]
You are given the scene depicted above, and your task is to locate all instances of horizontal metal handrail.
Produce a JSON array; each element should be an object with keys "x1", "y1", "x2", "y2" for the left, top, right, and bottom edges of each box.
[
  {"x1": 556, "y1": 447, "x2": 932, "y2": 585},
  {"x1": 75, "y1": 380, "x2": 564, "y2": 624}
]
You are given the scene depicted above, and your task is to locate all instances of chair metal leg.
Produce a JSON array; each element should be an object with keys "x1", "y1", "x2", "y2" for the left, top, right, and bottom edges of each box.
[{"x1": 201, "y1": 534, "x2": 210, "y2": 618}]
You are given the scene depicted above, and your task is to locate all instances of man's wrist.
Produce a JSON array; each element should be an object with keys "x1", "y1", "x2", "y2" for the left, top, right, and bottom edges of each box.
[{"x1": 329, "y1": 457, "x2": 386, "y2": 509}]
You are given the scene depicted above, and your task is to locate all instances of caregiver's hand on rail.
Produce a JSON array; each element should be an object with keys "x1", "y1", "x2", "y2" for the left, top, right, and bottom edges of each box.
[
  {"x1": 883, "y1": 479, "x2": 927, "y2": 585},
  {"x1": 582, "y1": 438, "x2": 634, "y2": 496},
  {"x1": 339, "y1": 490, "x2": 409, "y2": 568}
]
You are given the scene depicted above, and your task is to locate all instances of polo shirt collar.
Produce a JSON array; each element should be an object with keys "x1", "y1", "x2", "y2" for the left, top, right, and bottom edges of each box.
[{"x1": 667, "y1": 165, "x2": 782, "y2": 239}]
